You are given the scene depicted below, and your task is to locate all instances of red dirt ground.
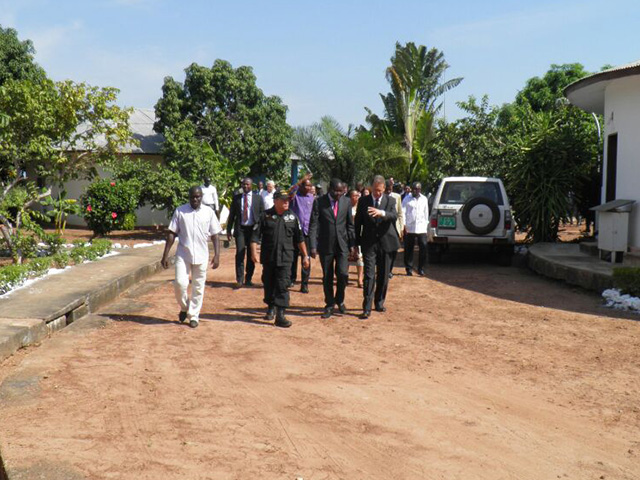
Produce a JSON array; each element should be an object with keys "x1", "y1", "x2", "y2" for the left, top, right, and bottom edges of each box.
[{"x1": 0, "y1": 244, "x2": 638, "y2": 479}]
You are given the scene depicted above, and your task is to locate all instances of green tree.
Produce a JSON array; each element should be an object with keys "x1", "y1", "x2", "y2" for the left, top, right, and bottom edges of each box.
[
  {"x1": 0, "y1": 26, "x2": 46, "y2": 86},
  {"x1": 0, "y1": 78, "x2": 133, "y2": 259},
  {"x1": 292, "y1": 116, "x2": 375, "y2": 186},
  {"x1": 366, "y1": 42, "x2": 462, "y2": 182},
  {"x1": 154, "y1": 60, "x2": 293, "y2": 189},
  {"x1": 427, "y1": 95, "x2": 507, "y2": 190},
  {"x1": 506, "y1": 103, "x2": 599, "y2": 242}
]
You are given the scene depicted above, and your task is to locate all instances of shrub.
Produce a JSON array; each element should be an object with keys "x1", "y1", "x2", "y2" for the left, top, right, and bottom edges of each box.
[
  {"x1": 80, "y1": 179, "x2": 140, "y2": 236},
  {"x1": 41, "y1": 232, "x2": 64, "y2": 255},
  {"x1": 612, "y1": 267, "x2": 640, "y2": 297},
  {"x1": 0, "y1": 264, "x2": 29, "y2": 294},
  {"x1": 52, "y1": 252, "x2": 71, "y2": 268},
  {"x1": 0, "y1": 239, "x2": 113, "y2": 294},
  {"x1": 122, "y1": 212, "x2": 137, "y2": 231}
]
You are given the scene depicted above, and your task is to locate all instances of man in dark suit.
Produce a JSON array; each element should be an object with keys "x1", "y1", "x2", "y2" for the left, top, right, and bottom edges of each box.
[
  {"x1": 309, "y1": 178, "x2": 356, "y2": 319},
  {"x1": 355, "y1": 175, "x2": 401, "y2": 319},
  {"x1": 226, "y1": 177, "x2": 264, "y2": 288}
]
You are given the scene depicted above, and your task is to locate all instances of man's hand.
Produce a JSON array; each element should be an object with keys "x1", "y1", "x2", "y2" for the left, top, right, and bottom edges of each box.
[
  {"x1": 311, "y1": 248, "x2": 317, "y2": 259},
  {"x1": 161, "y1": 256, "x2": 170, "y2": 269},
  {"x1": 211, "y1": 255, "x2": 220, "y2": 269},
  {"x1": 227, "y1": 231, "x2": 232, "y2": 242},
  {"x1": 302, "y1": 255, "x2": 310, "y2": 270},
  {"x1": 368, "y1": 206, "x2": 384, "y2": 218}
]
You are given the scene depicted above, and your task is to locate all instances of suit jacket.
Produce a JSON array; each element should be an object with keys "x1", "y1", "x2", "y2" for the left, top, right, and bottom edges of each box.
[
  {"x1": 308, "y1": 194, "x2": 355, "y2": 255},
  {"x1": 355, "y1": 193, "x2": 401, "y2": 253},
  {"x1": 227, "y1": 192, "x2": 264, "y2": 237}
]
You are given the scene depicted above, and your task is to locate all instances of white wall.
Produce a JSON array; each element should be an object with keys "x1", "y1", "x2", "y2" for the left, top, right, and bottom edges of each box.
[
  {"x1": 50, "y1": 167, "x2": 170, "y2": 228},
  {"x1": 603, "y1": 76, "x2": 640, "y2": 250}
]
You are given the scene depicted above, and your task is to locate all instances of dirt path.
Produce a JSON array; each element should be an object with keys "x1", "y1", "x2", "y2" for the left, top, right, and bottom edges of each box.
[{"x1": 1, "y1": 248, "x2": 639, "y2": 479}]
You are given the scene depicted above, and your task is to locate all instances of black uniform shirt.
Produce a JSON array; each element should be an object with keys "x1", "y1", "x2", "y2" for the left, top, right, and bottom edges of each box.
[{"x1": 254, "y1": 207, "x2": 304, "y2": 266}]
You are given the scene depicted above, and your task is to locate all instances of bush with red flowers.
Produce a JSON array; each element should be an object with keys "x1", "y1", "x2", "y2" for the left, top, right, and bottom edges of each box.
[{"x1": 80, "y1": 179, "x2": 140, "y2": 236}]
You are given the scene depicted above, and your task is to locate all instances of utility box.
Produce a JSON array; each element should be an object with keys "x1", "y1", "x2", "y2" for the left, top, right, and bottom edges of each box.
[{"x1": 591, "y1": 199, "x2": 635, "y2": 263}]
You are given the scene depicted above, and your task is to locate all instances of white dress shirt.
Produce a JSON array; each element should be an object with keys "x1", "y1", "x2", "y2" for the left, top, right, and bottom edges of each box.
[
  {"x1": 260, "y1": 189, "x2": 274, "y2": 210},
  {"x1": 169, "y1": 204, "x2": 222, "y2": 264},
  {"x1": 240, "y1": 193, "x2": 256, "y2": 226},
  {"x1": 402, "y1": 193, "x2": 430, "y2": 234},
  {"x1": 200, "y1": 184, "x2": 219, "y2": 211}
]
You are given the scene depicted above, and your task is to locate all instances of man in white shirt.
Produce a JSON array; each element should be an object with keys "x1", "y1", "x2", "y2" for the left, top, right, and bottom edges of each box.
[
  {"x1": 161, "y1": 186, "x2": 222, "y2": 328},
  {"x1": 200, "y1": 177, "x2": 219, "y2": 215},
  {"x1": 260, "y1": 180, "x2": 275, "y2": 210},
  {"x1": 402, "y1": 182, "x2": 430, "y2": 276}
]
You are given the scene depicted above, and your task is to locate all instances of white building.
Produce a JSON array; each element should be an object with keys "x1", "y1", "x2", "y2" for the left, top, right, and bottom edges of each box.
[
  {"x1": 565, "y1": 60, "x2": 640, "y2": 252},
  {"x1": 56, "y1": 108, "x2": 168, "y2": 227}
]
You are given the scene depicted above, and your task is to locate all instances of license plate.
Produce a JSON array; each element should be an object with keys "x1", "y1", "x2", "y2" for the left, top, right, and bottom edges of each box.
[{"x1": 438, "y1": 215, "x2": 456, "y2": 229}]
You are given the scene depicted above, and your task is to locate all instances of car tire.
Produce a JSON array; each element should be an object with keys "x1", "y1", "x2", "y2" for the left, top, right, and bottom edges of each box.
[{"x1": 461, "y1": 197, "x2": 500, "y2": 235}]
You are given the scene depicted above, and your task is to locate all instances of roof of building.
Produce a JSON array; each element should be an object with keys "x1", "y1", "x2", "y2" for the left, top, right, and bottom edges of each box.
[
  {"x1": 564, "y1": 60, "x2": 640, "y2": 114},
  {"x1": 128, "y1": 108, "x2": 164, "y2": 154},
  {"x1": 69, "y1": 107, "x2": 164, "y2": 155}
]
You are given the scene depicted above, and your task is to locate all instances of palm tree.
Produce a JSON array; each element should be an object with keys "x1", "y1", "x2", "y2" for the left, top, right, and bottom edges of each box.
[{"x1": 367, "y1": 42, "x2": 462, "y2": 181}]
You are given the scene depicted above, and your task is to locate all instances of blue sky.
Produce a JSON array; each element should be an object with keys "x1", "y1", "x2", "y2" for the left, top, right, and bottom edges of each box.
[{"x1": 1, "y1": 0, "x2": 639, "y2": 127}]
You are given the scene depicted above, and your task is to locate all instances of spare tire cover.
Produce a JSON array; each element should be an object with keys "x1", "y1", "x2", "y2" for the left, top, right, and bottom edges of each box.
[{"x1": 461, "y1": 197, "x2": 500, "y2": 235}]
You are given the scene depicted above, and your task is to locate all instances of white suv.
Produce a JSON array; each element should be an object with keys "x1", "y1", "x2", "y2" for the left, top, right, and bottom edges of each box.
[{"x1": 427, "y1": 176, "x2": 515, "y2": 265}]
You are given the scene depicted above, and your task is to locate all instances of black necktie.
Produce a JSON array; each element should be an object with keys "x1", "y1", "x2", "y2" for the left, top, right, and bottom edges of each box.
[{"x1": 374, "y1": 198, "x2": 379, "y2": 208}]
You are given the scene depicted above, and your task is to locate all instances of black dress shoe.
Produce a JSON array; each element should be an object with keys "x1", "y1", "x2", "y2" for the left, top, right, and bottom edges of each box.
[
  {"x1": 234, "y1": 281, "x2": 243, "y2": 289},
  {"x1": 417, "y1": 269, "x2": 426, "y2": 276},
  {"x1": 245, "y1": 280, "x2": 254, "y2": 287},
  {"x1": 264, "y1": 306, "x2": 275, "y2": 321},
  {"x1": 300, "y1": 284, "x2": 309, "y2": 294},
  {"x1": 178, "y1": 311, "x2": 187, "y2": 323},
  {"x1": 360, "y1": 310, "x2": 370, "y2": 319},
  {"x1": 388, "y1": 272, "x2": 394, "y2": 279},
  {"x1": 405, "y1": 268, "x2": 413, "y2": 276},
  {"x1": 321, "y1": 306, "x2": 333, "y2": 319},
  {"x1": 375, "y1": 305, "x2": 386, "y2": 313},
  {"x1": 337, "y1": 303, "x2": 346, "y2": 314}
]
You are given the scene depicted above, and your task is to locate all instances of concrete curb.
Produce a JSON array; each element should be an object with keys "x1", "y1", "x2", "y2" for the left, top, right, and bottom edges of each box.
[
  {"x1": 0, "y1": 251, "x2": 168, "y2": 364},
  {"x1": 528, "y1": 243, "x2": 614, "y2": 293}
]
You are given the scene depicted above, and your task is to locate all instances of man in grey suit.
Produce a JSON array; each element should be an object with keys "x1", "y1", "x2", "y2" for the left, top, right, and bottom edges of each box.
[
  {"x1": 309, "y1": 178, "x2": 356, "y2": 319},
  {"x1": 355, "y1": 175, "x2": 401, "y2": 319}
]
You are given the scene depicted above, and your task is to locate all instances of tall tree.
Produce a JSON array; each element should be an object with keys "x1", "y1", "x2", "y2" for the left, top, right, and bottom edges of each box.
[
  {"x1": 0, "y1": 79, "x2": 132, "y2": 259},
  {"x1": 366, "y1": 42, "x2": 462, "y2": 182},
  {"x1": 0, "y1": 26, "x2": 46, "y2": 86},
  {"x1": 154, "y1": 60, "x2": 293, "y2": 185}
]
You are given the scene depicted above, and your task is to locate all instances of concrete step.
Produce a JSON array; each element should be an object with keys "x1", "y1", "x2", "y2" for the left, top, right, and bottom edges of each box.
[
  {"x1": 622, "y1": 252, "x2": 640, "y2": 268},
  {"x1": 579, "y1": 241, "x2": 599, "y2": 256}
]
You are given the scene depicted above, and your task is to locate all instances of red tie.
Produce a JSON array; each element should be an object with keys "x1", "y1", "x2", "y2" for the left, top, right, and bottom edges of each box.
[
  {"x1": 242, "y1": 194, "x2": 249, "y2": 223},
  {"x1": 333, "y1": 199, "x2": 338, "y2": 218}
]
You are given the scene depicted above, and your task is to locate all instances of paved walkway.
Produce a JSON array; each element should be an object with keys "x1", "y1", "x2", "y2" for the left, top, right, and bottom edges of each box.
[
  {"x1": 528, "y1": 243, "x2": 614, "y2": 292},
  {"x1": 0, "y1": 244, "x2": 168, "y2": 363}
]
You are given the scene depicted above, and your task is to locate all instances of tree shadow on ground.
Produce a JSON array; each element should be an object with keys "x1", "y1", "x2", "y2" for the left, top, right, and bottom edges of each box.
[{"x1": 417, "y1": 249, "x2": 639, "y2": 322}]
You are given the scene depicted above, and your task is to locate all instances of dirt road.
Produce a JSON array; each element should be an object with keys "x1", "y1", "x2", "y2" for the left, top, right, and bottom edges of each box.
[{"x1": 1, "y1": 249, "x2": 639, "y2": 479}]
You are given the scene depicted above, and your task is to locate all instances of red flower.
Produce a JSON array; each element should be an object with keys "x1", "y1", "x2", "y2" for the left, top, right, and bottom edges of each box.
[
  {"x1": 111, "y1": 212, "x2": 117, "y2": 219},
  {"x1": 86, "y1": 205, "x2": 92, "y2": 212},
  {"x1": 110, "y1": 182, "x2": 116, "y2": 186}
]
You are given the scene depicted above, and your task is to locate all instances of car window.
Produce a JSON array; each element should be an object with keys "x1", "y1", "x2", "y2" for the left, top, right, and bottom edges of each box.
[{"x1": 439, "y1": 181, "x2": 503, "y2": 205}]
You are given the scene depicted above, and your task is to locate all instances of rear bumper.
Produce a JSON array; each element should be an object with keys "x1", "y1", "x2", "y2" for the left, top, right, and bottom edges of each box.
[{"x1": 428, "y1": 229, "x2": 515, "y2": 245}]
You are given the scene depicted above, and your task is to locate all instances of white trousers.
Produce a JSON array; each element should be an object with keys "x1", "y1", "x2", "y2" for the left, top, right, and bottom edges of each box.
[{"x1": 174, "y1": 256, "x2": 208, "y2": 322}]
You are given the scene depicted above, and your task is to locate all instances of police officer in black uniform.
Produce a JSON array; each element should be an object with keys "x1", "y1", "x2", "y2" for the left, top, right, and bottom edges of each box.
[{"x1": 251, "y1": 190, "x2": 310, "y2": 328}]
